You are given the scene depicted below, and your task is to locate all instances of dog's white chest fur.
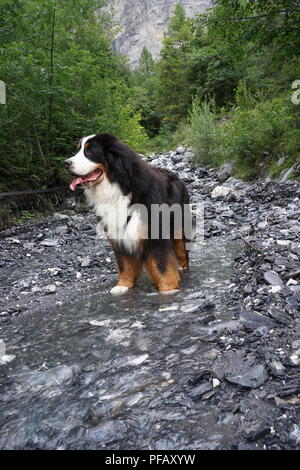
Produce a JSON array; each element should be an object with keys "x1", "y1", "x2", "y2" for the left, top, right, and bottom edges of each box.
[{"x1": 85, "y1": 179, "x2": 142, "y2": 254}]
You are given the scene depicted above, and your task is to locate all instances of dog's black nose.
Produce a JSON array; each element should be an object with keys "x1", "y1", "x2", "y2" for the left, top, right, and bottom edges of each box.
[{"x1": 64, "y1": 160, "x2": 72, "y2": 169}]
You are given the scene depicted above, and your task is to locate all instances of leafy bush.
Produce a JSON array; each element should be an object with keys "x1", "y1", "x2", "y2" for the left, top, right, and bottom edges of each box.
[
  {"x1": 186, "y1": 93, "x2": 300, "y2": 179},
  {"x1": 221, "y1": 95, "x2": 299, "y2": 178},
  {"x1": 185, "y1": 98, "x2": 223, "y2": 166}
]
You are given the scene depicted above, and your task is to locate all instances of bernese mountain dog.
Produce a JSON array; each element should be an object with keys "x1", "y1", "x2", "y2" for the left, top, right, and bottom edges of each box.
[{"x1": 65, "y1": 133, "x2": 190, "y2": 295}]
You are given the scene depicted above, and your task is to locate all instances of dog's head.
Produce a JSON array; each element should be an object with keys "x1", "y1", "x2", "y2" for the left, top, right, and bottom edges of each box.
[
  {"x1": 65, "y1": 133, "x2": 141, "y2": 193},
  {"x1": 65, "y1": 134, "x2": 109, "y2": 191}
]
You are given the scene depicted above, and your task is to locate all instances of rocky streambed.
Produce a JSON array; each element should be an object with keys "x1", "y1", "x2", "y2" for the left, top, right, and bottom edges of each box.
[{"x1": 0, "y1": 149, "x2": 300, "y2": 450}]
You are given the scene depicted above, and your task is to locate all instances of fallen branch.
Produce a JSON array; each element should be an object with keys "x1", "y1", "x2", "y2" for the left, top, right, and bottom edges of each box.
[
  {"x1": 240, "y1": 235, "x2": 263, "y2": 252},
  {"x1": 0, "y1": 187, "x2": 67, "y2": 198}
]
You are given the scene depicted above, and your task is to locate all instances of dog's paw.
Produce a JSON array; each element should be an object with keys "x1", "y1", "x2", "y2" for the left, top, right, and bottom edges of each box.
[
  {"x1": 159, "y1": 289, "x2": 180, "y2": 295},
  {"x1": 110, "y1": 285, "x2": 129, "y2": 296}
]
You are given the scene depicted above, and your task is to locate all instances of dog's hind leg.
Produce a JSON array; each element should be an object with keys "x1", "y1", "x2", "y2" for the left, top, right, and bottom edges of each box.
[
  {"x1": 145, "y1": 248, "x2": 180, "y2": 294},
  {"x1": 172, "y1": 237, "x2": 189, "y2": 271}
]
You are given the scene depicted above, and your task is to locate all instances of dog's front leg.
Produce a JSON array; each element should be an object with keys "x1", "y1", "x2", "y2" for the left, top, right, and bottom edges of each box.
[{"x1": 110, "y1": 253, "x2": 143, "y2": 295}]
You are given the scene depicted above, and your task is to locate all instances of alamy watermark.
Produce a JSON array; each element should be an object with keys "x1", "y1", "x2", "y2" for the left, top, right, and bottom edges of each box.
[
  {"x1": 0, "y1": 339, "x2": 15, "y2": 365},
  {"x1": 95, "y1": 202, "x2": 204, "y2": 253},
  {"x1": 0, "y1": 80, "x2": 6, "y2": 104},
  {"x1": 291, "y1": 80, "x2": 300, "y2": 105}
]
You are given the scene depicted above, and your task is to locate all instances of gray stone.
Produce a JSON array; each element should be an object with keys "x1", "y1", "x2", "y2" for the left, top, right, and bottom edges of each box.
[
  {"x1": 175, "y1": 145, "x2": 186, "y2": 154},
  {"x1": 211, "y1": 185, "x2": 232, "y2": 198},
  {"x1": 288, "y1": 424, "x2": 300, "y2": 446},
  {"x1": 289, "y1": 352, "x2": 300, "y2": 366},
  {"x1": 31, "y1": 286, "x2": 42, "y2": 294},
  {"x1": 263, "y1": 271, "x2": 284, "y2": 287},
  {"x1": 269, "y1": 361, "x2": 285, "y2": 376},
  {"x1": 22, "y1": 365, "x2": 73, "y2": 389},
  {"x1": 217, "y1": 161, "x2": 235, "y2": 183},
  {"x1": 189, "y1": 381, "x2": 213, "y2": 399},
  {"x1": 240, "y1": 310, "x2": 276, "y2": 330},
  {"x1": 292, "y1": 340, "x2": 300, "y2": 350},
  {"x1": 81, "y1": 257, "x2": 92, "y2": 268},
  {"x1": 53, "y1": 213, "x2": 69, "y2": 220},
  {"x1": 43, "y1": 284, "x2": 57, "y2": 294},
  {"x1": 225, "y1": 364, "x2": 268, "y2": 389},
  {"x1": 40, "y1": 238, "x2": 60, "y2": 247}
]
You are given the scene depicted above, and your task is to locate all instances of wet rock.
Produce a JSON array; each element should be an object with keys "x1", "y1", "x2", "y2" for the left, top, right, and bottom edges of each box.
[
  {"x1": 181, "y1": 301, "x2": 215, "y2": 313},
  {"x1": 0, "y1": 354, "x2": 15, "y2": 365},
  {"x1": 263, "y1": 271, "x2": 284, "y2": 287},
  {"x1": 81, "y1": 257, "x2": 92, "y2": 268},
  {"x1": 277, "y1": 240, "x2": 291, "y2": 247},
  {"x1": 291, "y1": 340, "x2": 300, "y2": 350},
  {"x1": 54, "y1": 225, "x2": 69, "y2": 235},
  {"x1": 211, "y1": 186, "x2": 232, "y2": 198},
  {"x1": 268, "y1": 308, "x2": 292, "y2": 326},
  {"x1": 0, "y1": 147, "x2": 300, "y2": 450},
  {"x1": 42, "y1": 284, "x2": 57, "y2": 294},
  {"x1": 171, "y1": 154, "x2": 183, "y2": 164},
  {"x1": 175, "y1": 145, "x2": 185, "y2": 154},
  {"x1": 40, "y1": 238, "x2": 60, "y2": 247},
  {"x1": 87, "y1": 420, "x2": 127, "y2": 444},
  {"x1": 53, "y1": 213, "x2": 69, "y2": 220},
  {"x1": 225, "y1": 364, "x2": 268, "y2": 389},
  {"x1": 289, "y1": 352, "x2": 300, "y2": 366},
  {"x1": 240, "y1": 310, "x2": 276, "y2": 330},
  {"x1": 31, "y1": 286, "x2": 42, "y2": 294},
  {"x1": 23, "y1": 242, "x2": 34, "y2": 250},
  {"x1": 20, "y1": 365, "x2": 73, "y2": 389},
  {"x1": 19, "y1": 279, "x2": 32, "y2": 289},
  {"x1": 288, "y1": 424, "x2": 300, "y2": 447},
  {"x1": 244, "y1": 426, "x2": 271, "y2": 443},
  {"x1": 188, "y1": 382, "x2": 213, "y2": 399},
  {"x1": 268, "y1": 361, "x2": 285, "y2": 376},
  {"x1": 217, "y1": 162, "x2": 235, "y2": 183}
]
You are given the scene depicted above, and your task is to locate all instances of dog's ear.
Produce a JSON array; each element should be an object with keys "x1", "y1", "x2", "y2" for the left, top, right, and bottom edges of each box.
[{"x1": 104, "y1": 141, "x2": 138, "y2": 192}]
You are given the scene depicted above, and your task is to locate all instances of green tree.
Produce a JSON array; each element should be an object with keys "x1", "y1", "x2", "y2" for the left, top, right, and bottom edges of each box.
[
  {"x1": 0, "y1": 0, "x2": 147, "y2": 191},
  {"x1": 129, "y1": 48, "x2": 161, "y2": 137},
  {"x1": 156, "y1": 3, "x2": 194, "y2": 129}
]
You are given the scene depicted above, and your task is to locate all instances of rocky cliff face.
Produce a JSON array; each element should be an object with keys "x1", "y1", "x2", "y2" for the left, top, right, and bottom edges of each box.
[{"x1": 112, "y1": 0, "x2": 212, "y2": 68}]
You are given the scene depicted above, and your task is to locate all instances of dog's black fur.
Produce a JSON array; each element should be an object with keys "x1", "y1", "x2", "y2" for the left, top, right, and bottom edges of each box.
[{"x1": 69, "y1": 133, "x2": 190, "y2": 292}]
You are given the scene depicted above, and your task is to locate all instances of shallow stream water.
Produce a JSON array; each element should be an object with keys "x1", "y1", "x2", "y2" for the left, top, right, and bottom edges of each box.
[{"x1": 0, "y1": 240, "x2": 243, "y2": 449}]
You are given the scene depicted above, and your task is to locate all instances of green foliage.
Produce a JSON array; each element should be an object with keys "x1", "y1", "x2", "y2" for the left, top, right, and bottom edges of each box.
[
  {"x1": 129, "y1": 48, "x2": 161, "y2": 138},
  {"x1": 1, "y1": 0, "x2": 300, "y2": 205},
  {"x1": 0, "y1": 0, "x2": 147, "y2": 192},
  {"x1": 185, "y1": 98, "x2": 223, "y2": 166},
  {"x1": 187, "y1": 93, "x2": 300, "y2": 179},
  {"x1": 156, "y1": 4, "x2": 194, "y2": 128},
  {"x1": 178, "y1": 0, "x2": 300, "y2": 178}
]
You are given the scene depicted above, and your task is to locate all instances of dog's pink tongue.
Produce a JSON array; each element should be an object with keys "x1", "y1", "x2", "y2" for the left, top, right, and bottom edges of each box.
[
  {"x1": 70, "y1": 177, "x2": 83, "y2": 192},
  {"x1": 69, "y1": 170, "x2": 102, "y2": 191}
]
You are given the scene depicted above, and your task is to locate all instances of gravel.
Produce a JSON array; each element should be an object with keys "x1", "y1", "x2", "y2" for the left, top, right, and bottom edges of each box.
[{"x1": 0, "y1": 146, "x2": 299, "y2": 450}]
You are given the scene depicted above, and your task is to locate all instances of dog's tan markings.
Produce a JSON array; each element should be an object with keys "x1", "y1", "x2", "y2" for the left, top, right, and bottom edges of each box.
[
  {"x1": 84, "y1": 142, "x2": 90, "y2": 149},
  {"x1": 116, "y1": 255, "x2": 143, "y2": 288},
  {"x1": 145, "y1": 253, "x2": 180, "y2": 292},
  {"x1": 172, "y1": 237, "x2": 189, "y2": 270}
]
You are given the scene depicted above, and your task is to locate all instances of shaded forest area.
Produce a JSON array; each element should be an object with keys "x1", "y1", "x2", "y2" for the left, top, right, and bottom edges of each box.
[{"x1": 0, "y1": 0, "x2": 300, "y2": 226}]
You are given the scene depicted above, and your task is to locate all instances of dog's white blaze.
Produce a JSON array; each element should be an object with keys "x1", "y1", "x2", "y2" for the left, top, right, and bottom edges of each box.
[
  {"x1": 69, "y1": 134, "x2": 97, "y2": 175},
  {"x1": 85, "y1": 178, "x2": 143, "y2": 254}
]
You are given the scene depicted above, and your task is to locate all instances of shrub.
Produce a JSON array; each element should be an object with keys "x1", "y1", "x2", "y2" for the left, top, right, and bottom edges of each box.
[
  {"x1": 220, "y1": 95, "x2": 298, "y2": 178},
  {"x1": 186, "y1": 93, "x2": 300, "y2": 179},
  {"x1": 185, "y1": 98, "x2": 223, "y2": 166}
]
